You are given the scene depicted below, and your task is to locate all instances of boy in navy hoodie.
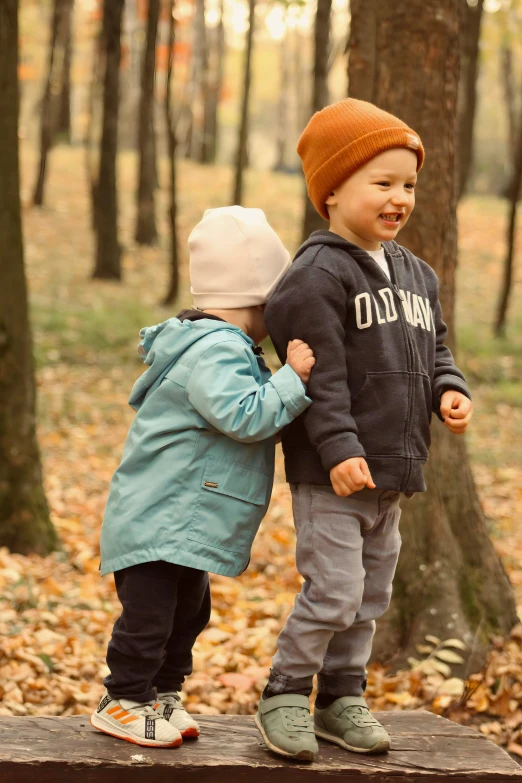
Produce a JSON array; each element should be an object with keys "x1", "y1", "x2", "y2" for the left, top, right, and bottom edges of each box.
[{"x1": 255, "y1": 99, "x2": 472, "y2": 761}]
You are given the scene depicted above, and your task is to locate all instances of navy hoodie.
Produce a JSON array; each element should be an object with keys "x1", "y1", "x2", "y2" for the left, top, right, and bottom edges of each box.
[{"x1": 264, "y1": 231, "x2": 471, "y2": 493}]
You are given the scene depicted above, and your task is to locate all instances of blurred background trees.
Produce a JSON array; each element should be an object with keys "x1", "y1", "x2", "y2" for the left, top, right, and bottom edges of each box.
[{"x1": 1, "y1": 0, "x2": 521, "y2": 673}]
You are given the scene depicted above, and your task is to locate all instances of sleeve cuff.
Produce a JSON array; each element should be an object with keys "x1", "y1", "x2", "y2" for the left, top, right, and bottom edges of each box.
[
  {"x1": 317, "y1": 432, "x2": 366, "y2": 472},
  {"x1": 269, "y1": 364, "x2": 312, "y2": 419},
  {"x1": 433, "y1": 375, "x2": 472, "y2": 421}
]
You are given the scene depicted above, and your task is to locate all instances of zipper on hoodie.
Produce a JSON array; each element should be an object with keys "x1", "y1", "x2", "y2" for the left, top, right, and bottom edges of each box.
[{"x1": 384, "y1": 248, "x2": 416, "y2": 490}]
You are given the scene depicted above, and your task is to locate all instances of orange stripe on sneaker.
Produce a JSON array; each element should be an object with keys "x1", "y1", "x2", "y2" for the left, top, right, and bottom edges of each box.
[
  {"x1": 110, "y1": 709, "x2": 128, "y2": 720},
  {"x1": 120, "y1": 715, "x2": 139, "y2": 725},
  {"x1": 107, "y1": 705, "x2": 122, "y2": 715},
  {"x1": 154, "y1": 703, "x2": 160, "y2": 709}
]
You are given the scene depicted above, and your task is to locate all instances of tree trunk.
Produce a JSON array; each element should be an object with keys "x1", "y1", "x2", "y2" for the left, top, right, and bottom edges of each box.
[
  {"x1": 93, "y1": 0, "x2": 124, "y2": 281},
  {"x1": 135, "y1": 0, "x2": 160, "y2": 246},
  {"x1": 347, "y1": 0, "x2": 376, "y2": 101},
  {"x1": 0, "y1": 0, "x2": 58, "y2": 555},
  {"x1": 32, "y1": 0, "x2": 63, "y2": 206},
  {"x1": 301, "y1": 0, "x2": 331, "y2": 241},
  {"x1": 201, "y1": 0, "x2": 224, "y2": 165},
  {"x1": 232, "y1": 0, "x2": 255, "y2": 206},
  {"x1": 163, "y1": 0, "x2": 180, "y2": 306},
  {"x1": 458, "y1": 0, "x2": 484, "y2": 199},
  {"x1": 85, "y1": 27, "x2": 102, "y2": 232},
  {"x1": 346, "y1": 1, "x2": 517, "y2": 669},
  {"x1": 184, "y1": 0, "x2": 207, "y2": 160},
  {"x1": 57, "y1": 0, "x2": 73, "y2": 140},
  {"x1": 274, "y1": 23, "x2": 290, "y2": 172},
  {"x1": 494, "y1": 100, "x2": 522, "y2": 338},
  {"x1": 501, "y1": 45, "x2": 517, "y2": 161}
]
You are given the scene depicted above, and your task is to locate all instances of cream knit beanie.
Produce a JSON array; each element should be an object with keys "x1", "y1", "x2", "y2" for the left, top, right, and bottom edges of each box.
[{"x1": 188, "y1": 206, "x2": 291, "y2": 310}]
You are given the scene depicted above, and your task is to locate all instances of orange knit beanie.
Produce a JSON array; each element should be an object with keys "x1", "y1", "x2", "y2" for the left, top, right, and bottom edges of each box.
[{"x1": 298, "y1": 98, "x2": 425, "y2": 220}]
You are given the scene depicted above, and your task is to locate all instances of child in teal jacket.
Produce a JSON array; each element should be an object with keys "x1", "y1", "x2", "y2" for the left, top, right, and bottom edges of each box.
[{"x1": 91, "y1": 206, "x2": 314, "y2": 749}]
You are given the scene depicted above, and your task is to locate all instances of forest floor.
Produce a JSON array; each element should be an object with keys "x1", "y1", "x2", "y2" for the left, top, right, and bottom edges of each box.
[{"x1": 1, "y1": 145, "x2": 521, "y2": 754}]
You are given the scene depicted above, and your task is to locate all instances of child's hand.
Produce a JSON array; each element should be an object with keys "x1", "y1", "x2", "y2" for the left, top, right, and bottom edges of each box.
[
  {"x1": 440, "y1": 390, "x2": 473, "y2": 435},
  {"x1": 330, "y1": 457, "x2": 376, "y2": 497},
  {"x1": 286, "y1": 339, "x2": 315, "y2": 383}
]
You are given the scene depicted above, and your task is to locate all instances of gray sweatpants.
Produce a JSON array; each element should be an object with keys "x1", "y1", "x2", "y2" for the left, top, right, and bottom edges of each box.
[{"x1": 268, "y1": 484, "x2": 401, "y2": 698}]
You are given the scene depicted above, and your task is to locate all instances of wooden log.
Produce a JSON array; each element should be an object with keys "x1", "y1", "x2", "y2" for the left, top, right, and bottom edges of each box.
[{"x1": 0, "y1": 712, "x2": 520, "y2": 782}]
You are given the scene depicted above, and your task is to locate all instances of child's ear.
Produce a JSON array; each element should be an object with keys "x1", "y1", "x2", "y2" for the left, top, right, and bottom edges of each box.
[{"x1": 325, "y1": 191, "x2": 336, "y2": 207}]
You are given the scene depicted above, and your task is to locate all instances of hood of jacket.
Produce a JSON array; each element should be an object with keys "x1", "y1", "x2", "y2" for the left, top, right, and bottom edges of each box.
[
  {"x1": 129, "y1": 310, "x2": 251, "y2": 410},
  {"x1": 294, "y1": 230, "x2": 401, "y2": 265}
]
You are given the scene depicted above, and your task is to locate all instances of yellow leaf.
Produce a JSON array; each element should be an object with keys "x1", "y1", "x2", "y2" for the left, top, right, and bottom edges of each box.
[
  {"x1": 441, "y1": 638, "x2": 467, "y2": 651},
  {"x1": 425, "y1": 635, "x2": 441, "y2": 646},
  {"x1": 431, "y1": 660, "x2": 452, "y2": 678},
  {"x1": 435, "y1": 649, "x2": 465, "y2": 665},
  {"x1": 416, "y1": 644, "x2": 435, "y2": 655}
]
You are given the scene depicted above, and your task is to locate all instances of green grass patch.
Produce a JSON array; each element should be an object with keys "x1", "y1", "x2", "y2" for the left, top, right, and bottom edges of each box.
[{"x1": 32, "y1": 299, "x2": 157, "y2": 367}]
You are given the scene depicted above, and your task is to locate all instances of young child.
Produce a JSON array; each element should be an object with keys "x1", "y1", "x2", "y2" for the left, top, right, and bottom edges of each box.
[
  {"x1": 91, "y1": 206, "x2": 315, "y2": 748},
  {"x1": 255, "y1": 99, "x2": 473, "y2": 761}
]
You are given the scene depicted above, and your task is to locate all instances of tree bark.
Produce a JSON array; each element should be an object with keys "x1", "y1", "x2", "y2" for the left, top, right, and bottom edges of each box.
[
  {"x1": 135, "y1": 0, "x2": 160, "y2": 246},
  {"x1": 501, "y1": 45, "x2": 517, "y2": 161},
  {"x1": 494, "y1": 100, "x2": 522, "y2": 338},
  {"x1": 274, "y1": 22, "x2": 290, "y2": 172},
  {"x1": 32, "y1": 0, "x2": 67, "y2": 206},
  {"x1": 458, "y1": 0, "x2": 484, "y2": 199},
  {"x1": 85, "y1": 26, "x2": 102, "y2": 232},
  {"x1": 201, "y1": 0, "x2": 224, "y2": 164},
  {"x1": 346, "y1": 1, "x2": 517, "y2": 669},
  {"x1": 57, "y1": 0, "x2": 73, "y2": 140},
  {"x1": 233, "y1": 0, "x2": 255, "y2": 206},
  {"x1": 184, "y1": 0, "x2": 207, "y2": 160},
  {"x1": 163, "y1": 0, "x2": 181, "y2": 306},
  {"x1": 93, "y1": 0, "x2": 124, "y2": 281},
  {"x1": 347, "y1": 0, "x2": 376, "y2": 101},
  {"x1": 301, "y1": 0, "x2": 331, "y2": 241},
  {"x1": 0, "y1": 0, "x2": 58, "y2": 555}
]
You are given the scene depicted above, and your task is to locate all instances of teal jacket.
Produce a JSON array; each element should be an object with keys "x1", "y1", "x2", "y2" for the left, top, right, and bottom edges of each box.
[{"x1": 100, "y1": 312, "x2": 311, "y2": 577}]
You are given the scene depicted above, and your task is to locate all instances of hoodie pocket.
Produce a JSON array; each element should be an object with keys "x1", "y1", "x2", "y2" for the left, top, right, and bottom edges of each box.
[
  {"x1": 351, "y1": 372, "x2": 431, "y2": 459},
  {"x1": 187, "y1": 456, "x2": 270, "y2": 554}
]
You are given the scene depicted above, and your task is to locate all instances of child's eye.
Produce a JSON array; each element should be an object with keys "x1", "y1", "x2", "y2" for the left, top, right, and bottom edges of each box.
[
  {"x1": 376, "y1": 181, "x2": 390, "y2": 187},
  {"x1": 405, "y1": 183, "x2": 415, "y2": 190}
]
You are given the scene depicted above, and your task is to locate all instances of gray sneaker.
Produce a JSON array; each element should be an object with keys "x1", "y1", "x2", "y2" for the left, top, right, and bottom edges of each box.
[
  {"x1": 314, "y1": 696, "x2": 390, "y2": 754},
  {"x1": 255, "y1": 694, "x2": 318, "y2": 761}
]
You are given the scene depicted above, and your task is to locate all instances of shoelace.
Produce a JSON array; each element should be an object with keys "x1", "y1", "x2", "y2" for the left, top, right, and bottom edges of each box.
[
  {"x1": 159, "y1": 694, "x2": 184, "y2": 711},
  {"x1": 128, "y1": 703, "x2": 163, "y2": 720},
  {"x1": 282, "y1": 707, "x2": 312, "y2": 731},
  {"x1": 339, "y1": 705, "x2": 380, "y2": 726}
]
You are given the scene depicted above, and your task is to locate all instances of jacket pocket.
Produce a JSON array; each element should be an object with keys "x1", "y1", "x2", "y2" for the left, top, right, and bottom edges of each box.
[
  {"x1": 351, "y1": 371, "x2": 431, "y2": 459},
  {"x1": 187, "y1": 456, "x2": 270, "y2": 554}
]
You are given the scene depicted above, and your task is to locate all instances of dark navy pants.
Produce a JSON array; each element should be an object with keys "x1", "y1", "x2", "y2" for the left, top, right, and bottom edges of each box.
[{"x1": 104, "y1": 560, "x2": 211, "y2": 702}]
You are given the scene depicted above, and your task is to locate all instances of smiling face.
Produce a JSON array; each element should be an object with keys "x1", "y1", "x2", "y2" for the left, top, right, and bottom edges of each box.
[{"x1": 325, "y1": 148, "x2": 418, "y2": 251}]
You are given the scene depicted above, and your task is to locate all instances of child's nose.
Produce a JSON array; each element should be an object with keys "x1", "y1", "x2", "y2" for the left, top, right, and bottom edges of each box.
[{"x1": 390, "y1": 191, "x2": 408, "y2": 206}]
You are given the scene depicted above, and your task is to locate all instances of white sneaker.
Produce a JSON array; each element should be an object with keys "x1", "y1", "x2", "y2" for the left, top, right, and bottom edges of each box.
[
  {"x1": 91, "y1": 691, "x2": 183, "y2": 748},
  {"x1": 155, "y1": 692, "x2": 200, "y2": 738}
]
